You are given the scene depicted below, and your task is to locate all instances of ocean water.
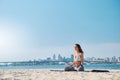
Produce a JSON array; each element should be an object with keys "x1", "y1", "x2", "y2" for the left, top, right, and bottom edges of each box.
[{"x1": 0, "y1": 64, "x2": 120, "y2": 70}]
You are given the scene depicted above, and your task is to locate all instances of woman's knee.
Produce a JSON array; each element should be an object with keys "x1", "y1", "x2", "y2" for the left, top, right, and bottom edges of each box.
[{"x1": 65, "y1": 65, "x2": 75, "y2": 71}]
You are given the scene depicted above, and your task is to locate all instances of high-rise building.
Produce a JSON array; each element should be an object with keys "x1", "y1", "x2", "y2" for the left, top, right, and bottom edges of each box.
[
  {"x1": 118, "y1": 57, "x2": 120, "y2": 62},
  {"x1": 111, "y1": 56, "x2": 117, "y2": 62},
  {"x1": 53, "y1": 54, "x2": 56, "y2": 61},
  {"x1": 70, "y1": 54, "x2": 74, "y2": 61},
  {"x1": 58, "y1": 54, "x2": 62, "y2": 61},
  {"x1": 91, "y1": 57, "x2": 96, "y2": 61},
  {"x1": 105, "y1": 57, "x2": 110, "y2": 62}
]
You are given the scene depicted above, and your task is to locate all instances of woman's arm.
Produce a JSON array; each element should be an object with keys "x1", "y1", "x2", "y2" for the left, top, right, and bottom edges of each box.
[
  {"x1": 81, "y1": 53, "x2": 84, "y2": 65},
  {"x1": 70, "y1": 54, "x2": 76, "y2": 65}
]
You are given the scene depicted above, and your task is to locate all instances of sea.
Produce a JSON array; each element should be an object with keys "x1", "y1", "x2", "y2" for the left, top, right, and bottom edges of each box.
[{"x1": 0, "y1": 64, "x2": 120, "y2": 70}]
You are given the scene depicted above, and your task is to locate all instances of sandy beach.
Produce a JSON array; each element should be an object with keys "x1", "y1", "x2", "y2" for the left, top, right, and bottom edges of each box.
[{"x1": 0, "y1": 69, "x2": 119, "y2": 80}]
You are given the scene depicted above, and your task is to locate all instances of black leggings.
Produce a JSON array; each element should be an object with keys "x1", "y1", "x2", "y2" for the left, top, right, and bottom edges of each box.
[{"x1": 65, "y1": 65, "x2": 84, "y2": 71}]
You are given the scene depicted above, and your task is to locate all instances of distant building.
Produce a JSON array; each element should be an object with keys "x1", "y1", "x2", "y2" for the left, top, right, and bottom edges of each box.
[
  {"x1": 53, "y1": 54, "x2": 56, "y2": 61},
  {"x1": 62, "y1": 57, "x2": 66, "y2": 61},
  {"x1": 70, "y1": 54, "x2": 74, "y2": 61},
  {"x1": 91, "y1": 57, "x2": 96, "y2": 61},
  {"x1": 46, "y1": 57, "x2": 52, "y2": 61},
  {"x1": 58, "y1": 54, "x2": 62, "y2": 61},
  {"x1": 118, "y1": 57, "x2": 120, "y2": 62},
  {"x1": 105, "y1": 57, "x2": 110, "y2": 62},
  {"x1": 86, "y1": 57, "x2": 92, "y2": 62},
  {"x1": 111, "y1": 56, "x2": 117, "y2": 62},
  {"x1": 96, "y1": 58, "x2": 104, "y2": 62}
]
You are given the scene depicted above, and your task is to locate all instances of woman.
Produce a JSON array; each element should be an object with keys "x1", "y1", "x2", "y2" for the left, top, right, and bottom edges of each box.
[{"x1": 65, "y1": 44, "x2": 84, "y2": 71}]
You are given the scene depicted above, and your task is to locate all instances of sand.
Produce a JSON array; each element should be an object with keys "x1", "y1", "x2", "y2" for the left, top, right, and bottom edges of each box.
[{"x1": 0, "y1": 69, "x2": 120, "y2": 80}]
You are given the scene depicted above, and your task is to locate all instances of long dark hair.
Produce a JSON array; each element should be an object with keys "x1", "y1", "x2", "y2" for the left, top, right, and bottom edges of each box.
[{"x1": 75, "y1": 44, "x2": 84, "y2": 53}]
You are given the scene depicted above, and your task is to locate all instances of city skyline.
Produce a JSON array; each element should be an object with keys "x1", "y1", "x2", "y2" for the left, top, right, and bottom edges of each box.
[
  {"x1": 41, "y1": 54, "x2": 120, "y2": 63},
  {"x1": 0, "y1": 0, "x2": 120, "y2": 61},
  {"x1": 30, "y1": 54, "x2": 120, "y2": 63},
  {"x1": 0, "y1": 53, "x2": 120, "y2": 63}
]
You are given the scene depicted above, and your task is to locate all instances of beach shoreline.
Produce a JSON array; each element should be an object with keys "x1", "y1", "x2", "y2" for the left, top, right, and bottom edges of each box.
[{"x1": 0, "y1": 69, "x2": 120, "y2": 80}]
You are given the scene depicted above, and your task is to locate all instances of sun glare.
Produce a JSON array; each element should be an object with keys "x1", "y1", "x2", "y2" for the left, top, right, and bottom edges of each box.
[{"x1": 0, "y1": 32, "x2": 14, "y2": 47}]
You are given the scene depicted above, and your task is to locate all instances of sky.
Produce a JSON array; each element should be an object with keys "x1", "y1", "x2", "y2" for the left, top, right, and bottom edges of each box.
[{"x1": 0, "y1": 0, "x2": 120, "y2": 62}]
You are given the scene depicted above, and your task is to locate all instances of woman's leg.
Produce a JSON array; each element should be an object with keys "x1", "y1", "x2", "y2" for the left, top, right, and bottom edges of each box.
[{"x1": 65, "y1": 65, "x2": 75, "y2": 71}]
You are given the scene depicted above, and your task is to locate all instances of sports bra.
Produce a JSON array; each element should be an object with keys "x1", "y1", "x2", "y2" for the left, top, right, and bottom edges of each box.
[{"x1": 74, "y1": 55, "x2": 81, "y2": 61}]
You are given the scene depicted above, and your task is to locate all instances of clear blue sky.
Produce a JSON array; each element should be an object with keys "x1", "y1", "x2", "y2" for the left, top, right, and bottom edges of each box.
[{"x1": 0, "y1": 0, "x2": 120, "y2": 61}]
